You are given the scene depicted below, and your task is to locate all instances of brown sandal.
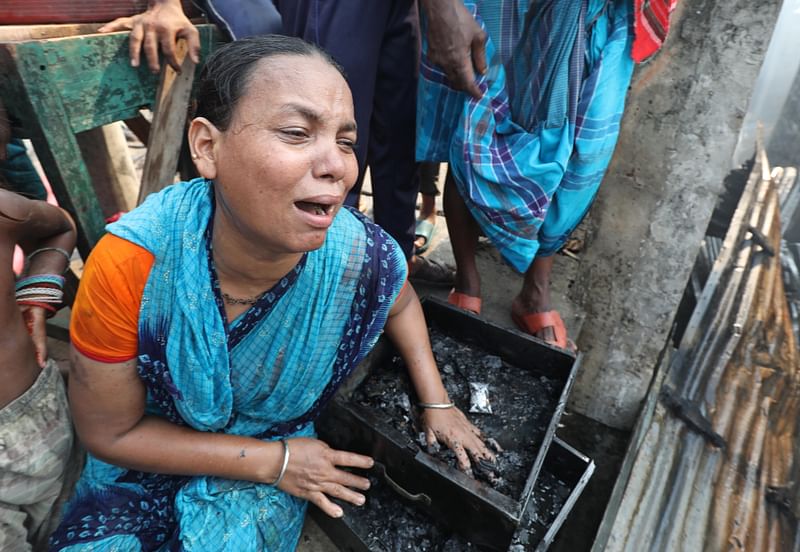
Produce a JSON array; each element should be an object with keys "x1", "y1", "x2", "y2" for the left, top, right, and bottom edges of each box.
[
  {"x1": 447, "y1": 289, "x2": 482, "y2": 315},
  {"x1": 511, "y1": 309, "x2": 572, "y2": 350}
]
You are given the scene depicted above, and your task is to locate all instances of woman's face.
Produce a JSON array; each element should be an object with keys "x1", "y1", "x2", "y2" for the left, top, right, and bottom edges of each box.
[{"x1": 193, "y1": 54, "x2": 359, "y2": 256}]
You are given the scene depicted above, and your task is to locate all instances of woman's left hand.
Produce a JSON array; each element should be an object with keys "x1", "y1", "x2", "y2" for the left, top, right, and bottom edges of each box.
[
  {"x1": 20, "y1": 305, "x2": 47, "y2": 368},
  {"x1": 421, "y1": 406, "x2": 495, "y2": 473}
]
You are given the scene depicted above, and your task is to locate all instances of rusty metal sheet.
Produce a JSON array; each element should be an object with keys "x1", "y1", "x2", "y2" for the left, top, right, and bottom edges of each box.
[{"x1": 594, "y1": 151, "x2": 800, "y2": 551}]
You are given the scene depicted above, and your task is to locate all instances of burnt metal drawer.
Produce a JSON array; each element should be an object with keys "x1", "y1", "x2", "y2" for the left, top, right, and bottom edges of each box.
[
  {"x1": 317, "y1": 297, "x2": 578, "y2": 550},
  {"x1": 310, "y1": 437, "x2": 594, "y2": 551}
]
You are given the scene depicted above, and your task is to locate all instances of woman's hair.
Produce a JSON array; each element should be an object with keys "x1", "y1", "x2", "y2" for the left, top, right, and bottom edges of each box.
[{"x1": 194, "y1": 35, "x2": 346, "y2": 131}]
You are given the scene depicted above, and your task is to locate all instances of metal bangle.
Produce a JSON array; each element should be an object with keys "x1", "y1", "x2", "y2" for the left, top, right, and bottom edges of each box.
[
  {"x1": 418, "y1": 401, "x2": 455, "y2": 410},
  {"x1": 26, "y1": 247, "x2": 73, "y2": 275},
  {"x1": 270, "y1": 439, "x2": 290, "y2": 487}
]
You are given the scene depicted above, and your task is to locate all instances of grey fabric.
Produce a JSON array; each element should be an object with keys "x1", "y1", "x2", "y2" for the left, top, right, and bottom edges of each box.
[{"x1": 0, "y1": 360, "x2": 75, "y2": 551}]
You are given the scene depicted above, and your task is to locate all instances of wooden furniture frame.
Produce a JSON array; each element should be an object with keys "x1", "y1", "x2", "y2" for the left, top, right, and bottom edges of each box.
[{"x1": 0, "y1": 24, "x2": 221, "y2": 258}]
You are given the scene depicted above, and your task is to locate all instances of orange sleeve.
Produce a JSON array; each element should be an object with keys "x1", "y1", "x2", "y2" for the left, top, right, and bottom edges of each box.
[{"x1": 70, "y1": 234, "x2": 154, "y2": 363}]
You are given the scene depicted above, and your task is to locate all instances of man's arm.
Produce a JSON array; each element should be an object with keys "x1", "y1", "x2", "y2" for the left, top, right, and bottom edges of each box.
[
  {"x1": 98, "y1": 0, "x2": 200, "y2": 73},
  {"x1": 419, "y1": 0, "x2": 488, "y2": 99}
]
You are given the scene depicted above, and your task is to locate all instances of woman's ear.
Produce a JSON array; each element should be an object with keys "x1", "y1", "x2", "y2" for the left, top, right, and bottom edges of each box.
[{"x1": 188, "y1": 117, "x2": 221, "y2": 180}]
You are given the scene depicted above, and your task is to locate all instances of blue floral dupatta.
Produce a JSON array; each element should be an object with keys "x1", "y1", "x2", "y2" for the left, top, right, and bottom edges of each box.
[{"x1": 51, "y1": 180, "x2": 407, "y2": 551}]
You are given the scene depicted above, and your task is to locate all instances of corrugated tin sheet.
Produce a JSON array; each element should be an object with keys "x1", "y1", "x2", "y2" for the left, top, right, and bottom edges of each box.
[
  {"x1": 778, "y1": 164, "x2": 800, "y2": 369},
  {"x1": 783, "y1": 242, "x2": 800, "y2": 348},
  {"x1": 593, "y1": 152, "x2": 800, "y2": 551}
]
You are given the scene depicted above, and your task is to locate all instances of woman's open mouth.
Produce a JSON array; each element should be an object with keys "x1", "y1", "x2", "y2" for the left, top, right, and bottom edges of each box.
[
  {"x1": 294, "y1": 196, "x2": 341, "y2": 229},
  {"x1": 295, "y1": 201, "x2": 333, "y2": 216}
]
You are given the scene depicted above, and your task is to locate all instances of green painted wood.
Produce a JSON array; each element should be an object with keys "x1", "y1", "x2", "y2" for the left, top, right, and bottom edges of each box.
[
  {"x1": 0, "y1": 42, "x2": 106, "y2": 256},
  {"x1": 0, "y1": 25, "x2": 223, "y2": 258},
  {"x1": 19, "y1": 25, "x2": 220, "y2": 134}
]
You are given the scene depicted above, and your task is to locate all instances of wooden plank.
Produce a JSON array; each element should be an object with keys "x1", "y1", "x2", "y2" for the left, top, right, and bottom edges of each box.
[
  {"x1": 2, "y1": 31, "x2": 158, "y2": 136},
  {"x1": 0, "y1": 1, "x2": 200, "y2": 25},
  {"x1": 77, "y1": 122, "x2": 139, "y2": 215},
  {"x1": 0, "y1": 24, "x2": 104, "y2": 42},
  {"x1": 0, "y1": 25, "x2": 222, "y2": 256},
  {"x1": 138, "y1": 37, "x2": 196, "y2": 203},
  {"x1": 123, "y1": 112, "x2": 150, "y2": 145},
  {"x1": 2, "y1": 26, "x2": 219, "y2": 137},
  {"x1": 0, "y1": 42, "x2": 106, "y2": 257}
]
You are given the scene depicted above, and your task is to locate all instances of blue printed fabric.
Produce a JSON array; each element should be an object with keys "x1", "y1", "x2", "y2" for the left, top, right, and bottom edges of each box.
[
  {"x1": 417, "y1": 0, "x2": 634, "y2": 271},
  {"x1": 50, "y1": 179, "x2": 407, "y2": 551}
]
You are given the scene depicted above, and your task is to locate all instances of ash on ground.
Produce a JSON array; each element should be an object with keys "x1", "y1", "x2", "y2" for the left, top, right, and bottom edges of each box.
[
  {"x1": 510, "y1": 471, "x2": 573, "y2": 549},
  {"x1": 353, "y1": 328, "x2": 561, "y2": 498}
]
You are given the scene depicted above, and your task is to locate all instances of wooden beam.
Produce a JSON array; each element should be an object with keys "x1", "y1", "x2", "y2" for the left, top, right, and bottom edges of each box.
[
  {"x1": 0, "y1": 23, "x2": 103, "y2": 42},
  {"x1": 138, "y1": 38, "x2": 196, "y2": 204},
  {"x1": 77, "y1": 122, "x2": 139, "y2": 215}
]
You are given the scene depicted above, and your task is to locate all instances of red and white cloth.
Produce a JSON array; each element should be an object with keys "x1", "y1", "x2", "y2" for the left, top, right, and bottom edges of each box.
[{"x1": 632, "y1": 0, "x2": 678, "y2": 62}]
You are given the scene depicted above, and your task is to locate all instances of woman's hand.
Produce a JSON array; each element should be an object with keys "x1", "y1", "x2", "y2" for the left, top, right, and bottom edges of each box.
[
  {"x1": 421, "y1": 407, "x2": 495, "y2": 473},
  {"x1": 20, "y1": 305, "x2": 47, "y2": 368},
  {"x1": 278, "y1": 437, "x2": 374, "y2": 518}
]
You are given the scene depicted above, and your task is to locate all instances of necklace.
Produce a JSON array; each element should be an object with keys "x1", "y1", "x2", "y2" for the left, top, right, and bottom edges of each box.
[{"x1": 221, "y1": 291, "x2": 264, "y2": 306}]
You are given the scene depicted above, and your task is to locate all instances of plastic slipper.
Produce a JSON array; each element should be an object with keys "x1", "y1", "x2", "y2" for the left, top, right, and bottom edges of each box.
[
  {"x1": 414, "y1": 219, "x2": 436, "y2": 254},
  {"x1": 511, "y1": 309, "x2": 571, "y2": 350},
  {"x1": 408, "y1": 256, "x2": 455, "y2": 287},
  {"x1": 447, "y1": 289, "x2": 482, "y2": 315}
]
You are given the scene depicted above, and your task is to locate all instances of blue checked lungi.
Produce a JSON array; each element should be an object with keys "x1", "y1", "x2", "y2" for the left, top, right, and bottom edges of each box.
[{"x1": 417, "y1": 0, "x2": 634, "y2": 272}]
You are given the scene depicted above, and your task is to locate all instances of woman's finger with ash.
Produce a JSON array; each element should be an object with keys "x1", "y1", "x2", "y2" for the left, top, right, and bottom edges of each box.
[
  {"x1": 425, "y1": 428, "x2": 441, "y2": 453},
  {"x1": 486, "y1": 437, "x2": 503, "y2": 453},
  {"x1": 451, "y1": 441, "x2": 472, "y2": 473}
]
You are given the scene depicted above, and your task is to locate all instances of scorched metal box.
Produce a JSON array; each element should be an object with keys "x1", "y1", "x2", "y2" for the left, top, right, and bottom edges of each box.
[
  {"x1": 310, "y1": 437, "x2": 594, "y2": 551},
  {"x1": 317, "y1": 297, "x2": 579, "y2": 550}
]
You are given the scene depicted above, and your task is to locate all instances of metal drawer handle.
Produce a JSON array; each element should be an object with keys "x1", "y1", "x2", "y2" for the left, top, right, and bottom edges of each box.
[{"x1": 373, "y1": 461, "x2": 432, "y2": 507}]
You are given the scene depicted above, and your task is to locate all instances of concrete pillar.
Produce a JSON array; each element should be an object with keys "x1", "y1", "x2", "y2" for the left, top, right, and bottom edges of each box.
[{"x1": 569, "y1": 0, "x2": 782, "y2": 429}]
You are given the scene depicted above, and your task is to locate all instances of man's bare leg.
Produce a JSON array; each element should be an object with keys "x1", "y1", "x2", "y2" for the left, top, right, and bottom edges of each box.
[
  {"x1": 443, "y1": 170, "x2": 481, "y2": 297},
  {"x1": 512, "y1": 255, "x2": 558, "y2": 343}
]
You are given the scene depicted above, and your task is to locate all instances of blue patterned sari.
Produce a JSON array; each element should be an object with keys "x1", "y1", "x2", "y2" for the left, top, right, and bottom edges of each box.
[
  {"x1": 417, "y1": 0, "x2": 634, "y2": 272},
  {"x1": 50, "y1": 180, "x2": 407, "y2": 551}
]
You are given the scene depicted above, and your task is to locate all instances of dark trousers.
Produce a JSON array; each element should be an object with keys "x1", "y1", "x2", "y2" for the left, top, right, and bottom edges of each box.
[{"x1": 275, "y1": 0, "x2": 420, "y2": 258}]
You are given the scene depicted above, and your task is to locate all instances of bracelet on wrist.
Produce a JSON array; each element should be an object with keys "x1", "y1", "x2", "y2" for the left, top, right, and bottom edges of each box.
[
  {"x1": 15, "y1": 274, "x2": 65, "y2": 290},
  {"x1": 17, "y1": 300, "x2": 58, "y2": 317},
  {"x1": 25, "y1": 247, "x2": 73, "y2": 275},
  {"x1": 270, "y1": 439, "x2": 290, "y2": 487},
  {"x1": 418, "y1": 401, "x2": 455, "y2": 410}
]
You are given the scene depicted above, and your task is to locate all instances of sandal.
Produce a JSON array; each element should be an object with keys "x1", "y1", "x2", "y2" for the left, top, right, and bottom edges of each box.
[
  {"x1": 414, "y1": 219, "x2": 436, "y2": 254},
  {"x1": 408, "y1": 255, "x2": 455, "y2": 287},
  {"x1": 511, "y1": 309, "x2": 573, "y2": 351},
  {"x1": 447, "y1": 289, "x2": 481, "y2": 315}
]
